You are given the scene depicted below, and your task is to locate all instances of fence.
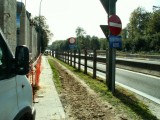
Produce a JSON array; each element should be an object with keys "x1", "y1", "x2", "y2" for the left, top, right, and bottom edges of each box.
[
  {"x1": 27, "y1": 54, "x2": 42, "y2": 101},
  {"x1": 53, "y1": 50, "x2": 160, "y2": 78}
]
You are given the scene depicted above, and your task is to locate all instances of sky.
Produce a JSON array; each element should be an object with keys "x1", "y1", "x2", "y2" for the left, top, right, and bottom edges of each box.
[{"x1": 17, "y1": 0, "x2": 160, "y2": 44}]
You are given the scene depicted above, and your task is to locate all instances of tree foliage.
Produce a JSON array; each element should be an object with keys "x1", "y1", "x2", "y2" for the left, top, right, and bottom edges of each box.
[
  {"x1": 49, "y1": 27, "x2": 104, "y2": 51},
  {"x1": 122, "y1": 7, "x2": 160, "y2": 53},
  {"x1": 33, "y1": 16, "x2": 53, "y2": 53},
  {"x1": 49, "y1": 7, "x2": 160, "y2": 53}
]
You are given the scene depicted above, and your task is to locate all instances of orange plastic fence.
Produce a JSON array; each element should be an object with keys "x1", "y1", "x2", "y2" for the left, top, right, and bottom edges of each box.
[
  {"x1": 35, "y1": 56, "x2": 41, "y2": 87},
  {"x1": 27, "y1": 55, "x2": 42, "y2": 101}
]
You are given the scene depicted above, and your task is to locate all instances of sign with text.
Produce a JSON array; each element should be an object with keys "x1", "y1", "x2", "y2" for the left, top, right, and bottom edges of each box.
[{"x1": 109, "y1": 35, "x2": 122, "y2": 48}]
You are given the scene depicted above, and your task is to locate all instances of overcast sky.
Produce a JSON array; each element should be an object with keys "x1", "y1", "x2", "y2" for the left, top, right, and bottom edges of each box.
[{"x1": 17, "y1": 0, "x2": 160, "y2": 43}]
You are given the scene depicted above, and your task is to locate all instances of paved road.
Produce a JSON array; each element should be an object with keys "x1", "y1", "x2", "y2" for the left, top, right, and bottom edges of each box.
[
  {"x1": 116, "y1": 68, "x2": 160, "y2": 103},
  {"x1": 74, "y1": 59, "x2": 160, "y2": 104}
]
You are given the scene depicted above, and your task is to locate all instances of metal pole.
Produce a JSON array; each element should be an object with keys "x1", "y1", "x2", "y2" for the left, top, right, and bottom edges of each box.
[
  {"x1": 84, "y1": 49, "x2": 87, "y2": 74},
  {"x1": 108, "y1": 0, "x2": 116, "y2": 93},
  {"x1": 39, "y1": 0, "x2": 43, "y2": 54}
]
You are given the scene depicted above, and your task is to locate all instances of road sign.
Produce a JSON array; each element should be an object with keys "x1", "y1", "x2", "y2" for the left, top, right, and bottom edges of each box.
[
  {"x1": 109, "y1": 35, "x2": 122, "y2": 48},
  {"x1": 108, "y1": 15, "x2": 122, "y2": 35},
  {"x1": 100, "y1": 0, "x2": 117, "y2": 14},
  {"x1": 69, "y1": 44, "x2": 76, "y2": 49},
  {"x1": 100, "y1": 25, "x2": 109, "y2": 38},
  {"x1": 68, "y1": 37, "x2": 76, "y2": 44}
]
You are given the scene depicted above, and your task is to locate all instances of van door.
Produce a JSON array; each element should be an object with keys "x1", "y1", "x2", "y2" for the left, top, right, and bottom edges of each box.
[
  {"x1": 16, "y1": 75, "x2": 32, "y2": 111},
  {"x1": 0, "y1": 35, "x2": 19, "y2": 120}
]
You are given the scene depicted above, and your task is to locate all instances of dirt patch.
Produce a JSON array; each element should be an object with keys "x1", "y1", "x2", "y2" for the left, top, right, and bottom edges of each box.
[{"x1": 52, "y1": 59, "x2": 126, "y2": 120}]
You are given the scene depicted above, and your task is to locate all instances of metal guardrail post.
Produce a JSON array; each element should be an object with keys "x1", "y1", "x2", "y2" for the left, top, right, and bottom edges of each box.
[
  {"x1": 52, "y1": 50, "x2": 54, "y2": 57},
  {"x1": 64, "y1": 51, "x2": 66, "y2": 63},
  {"x1": 55, "y1": 51, "x2": 57, "y2": 58},
  {"x1": 67, "y1": 50, "x2": 69, "y2": 64},
  {"x1": 74, "y1": 50, "x2": 76, "y2": 68},
  {"x1": 84, "y1": 49, "x2": 87, "y2": 74},
  {"x1": 78, "y1": 49, "x2": 81, "y2": 71},
  {"x1": 93, "y1": 49, "x2": 97, "y2": 79},
  {"x1": 70, "y1": 51, "x2": 72, "y2": 66}
]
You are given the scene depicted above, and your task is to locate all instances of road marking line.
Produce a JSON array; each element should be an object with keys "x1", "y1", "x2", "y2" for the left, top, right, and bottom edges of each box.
[
  {"x1": 116, "y1": 82, "x2": 160, "y2": 105},
  {"x1": 116, "y1": 68, "x2": 160, "y2": 80}
]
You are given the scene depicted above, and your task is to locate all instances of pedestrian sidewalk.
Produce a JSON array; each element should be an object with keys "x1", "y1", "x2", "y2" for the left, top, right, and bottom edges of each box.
[{"x1": 34, "y1": 56, "x2": 65, "y2": 120}]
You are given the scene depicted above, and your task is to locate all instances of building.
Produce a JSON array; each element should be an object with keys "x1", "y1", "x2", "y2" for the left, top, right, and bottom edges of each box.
[{"x1": 0, "y1": 0, "x2": 39, "y2": 60}]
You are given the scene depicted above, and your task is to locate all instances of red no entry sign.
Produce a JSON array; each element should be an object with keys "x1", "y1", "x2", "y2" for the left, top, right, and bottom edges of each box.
[
  {"x1": 108, "y1": 15, "x2": 122, "y2": 35},
  {"x1": 68, "y1": 37, "x2": 76, "y2": 44}
]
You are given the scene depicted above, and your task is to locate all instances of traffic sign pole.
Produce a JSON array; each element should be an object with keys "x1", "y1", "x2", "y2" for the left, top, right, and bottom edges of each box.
[
  {"x1": 108, "y1": 0, "x2": 116, "y2": 93},
  {"x1": 100, "y1": 0, "x2": 118, "y2": 93}
]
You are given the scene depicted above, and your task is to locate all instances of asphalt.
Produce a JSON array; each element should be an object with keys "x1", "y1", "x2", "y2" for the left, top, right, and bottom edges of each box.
[{"x1": 34, "y1": 56, "x2": 66, "y2": 120}]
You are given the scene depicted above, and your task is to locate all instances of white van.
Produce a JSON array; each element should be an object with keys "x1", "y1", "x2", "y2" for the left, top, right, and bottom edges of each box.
[{"x1": 0, "y1": 29, "x2": 35, "y2": 119}]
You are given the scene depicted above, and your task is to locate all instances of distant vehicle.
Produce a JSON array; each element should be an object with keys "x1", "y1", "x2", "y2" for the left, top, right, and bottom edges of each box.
[
  {"x1": 0, "y1": 28, "x2": 35, "y2": 120},
  {"x1": 44, "y1": 50, "x2": 52, "y2": 56}
]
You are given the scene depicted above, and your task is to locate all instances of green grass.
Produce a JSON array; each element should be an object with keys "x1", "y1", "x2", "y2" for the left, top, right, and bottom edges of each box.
[
  {"x1": 48, "y1": 58, "x2": 62, "y2": 93},
  {"x1": 48, "y1": 57, "x2": 158, "y2": 120}
]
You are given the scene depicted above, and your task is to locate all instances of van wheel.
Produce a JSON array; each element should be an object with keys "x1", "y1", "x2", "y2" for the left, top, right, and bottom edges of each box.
[{"x1": 19, "y1": 112, "x2": 33, "y2": 120}]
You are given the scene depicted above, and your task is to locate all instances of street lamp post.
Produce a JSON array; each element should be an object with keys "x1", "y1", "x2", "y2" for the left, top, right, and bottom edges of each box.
[
  {"x1": 39, "y1": 0, "x2": 43, "y2": 18},
  {"x1": 38, "y1": 0, "x2": 43, "y2": 54}
]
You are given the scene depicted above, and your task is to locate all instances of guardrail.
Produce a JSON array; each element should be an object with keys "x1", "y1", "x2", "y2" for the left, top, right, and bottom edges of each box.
[{"x1": 52, "y1": 50, "x2": 160, "y2": 78}]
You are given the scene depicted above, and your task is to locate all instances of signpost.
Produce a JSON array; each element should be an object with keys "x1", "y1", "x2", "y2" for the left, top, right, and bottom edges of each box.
[{"x1": 100, "y1": 0, "x2": 122, "y2": 93}]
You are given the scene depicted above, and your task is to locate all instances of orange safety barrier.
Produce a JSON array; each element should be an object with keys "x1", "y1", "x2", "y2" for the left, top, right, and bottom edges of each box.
[
  {"x1": 35, "y1": 56, "x2": 41, "y2": 87},
  {"x1": 27, "y1": 54, "x2": 42, "y2": 101}
]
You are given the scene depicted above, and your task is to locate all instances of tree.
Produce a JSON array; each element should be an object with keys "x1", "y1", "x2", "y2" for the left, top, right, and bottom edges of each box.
[
  {"x1": 33, "y1": 16, "x2": 53, "y2": 53},
  {"x1": 121, "y1": 7, "x2": 158, "y2": 53},
  {"x1": 99, "y1": 38, "x2": 107, "y2": 50},
  {"x1": 148, "y1": 9, "x2": 160, "y2": 34},
  {"x1": 49, "y1": 39, "x2": 69, "y2": 51},
  {"x1": 75, "y1": 27, "x2": 86, "y2": 50},
  {"x1": 129, "y1": 7, "x2": 151, "y2": 37},
  {"x1": 85, "y1": 35, "x2": 92, "y2": 50},
  {"x1": 75, "y1": 26, "x2": 86, "y2": 37},
  {"x1": 90, "y1": 36, "x2": 100, "y2": 50}
]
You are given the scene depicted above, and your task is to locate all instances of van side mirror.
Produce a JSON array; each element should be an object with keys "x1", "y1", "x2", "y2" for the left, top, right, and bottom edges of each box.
[{"x1": 15, "y1": 45, "x2": 29, "y2": 75}]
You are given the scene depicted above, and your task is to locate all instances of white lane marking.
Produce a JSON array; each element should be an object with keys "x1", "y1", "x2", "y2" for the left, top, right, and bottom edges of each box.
[
  {"x1": 116, "y1": 82, "x2": 160, "y2": 105},
  {"x1": 109, "y1": 22, "x2": 122, "y2": 28},
  {"x1": 116, "y1": 68, "x2": 160, "y2": 80}
]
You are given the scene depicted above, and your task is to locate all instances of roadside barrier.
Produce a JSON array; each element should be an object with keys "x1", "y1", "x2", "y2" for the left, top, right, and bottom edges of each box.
[
  {"x1": 55, "y1": 50, "x2": 160, "y2": 78},
  {"x1": 27, "y1": 54, "x2": 42, "y2": 100}
]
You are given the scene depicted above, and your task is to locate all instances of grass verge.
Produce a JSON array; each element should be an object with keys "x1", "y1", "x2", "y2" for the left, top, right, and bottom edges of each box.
[
  {"x1": 49, "y1": 57, "x2": 158, "y2": 120},
  {"x1": 48, "y1": 58, "x2": 62, "y2": 93}
]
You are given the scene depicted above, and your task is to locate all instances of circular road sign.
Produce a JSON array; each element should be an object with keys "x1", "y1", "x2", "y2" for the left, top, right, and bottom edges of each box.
[
  {"x1": 108, "y1": 15, "x2": 122, "y2": 35},
  {"x1": 68, "y1": 37, "x2": 76, "y2": 44}
]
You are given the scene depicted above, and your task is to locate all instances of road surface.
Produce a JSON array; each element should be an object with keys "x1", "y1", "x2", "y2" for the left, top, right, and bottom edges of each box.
[{"x1": 76, "y1": 59, "x2": 160, "y2": 104}]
